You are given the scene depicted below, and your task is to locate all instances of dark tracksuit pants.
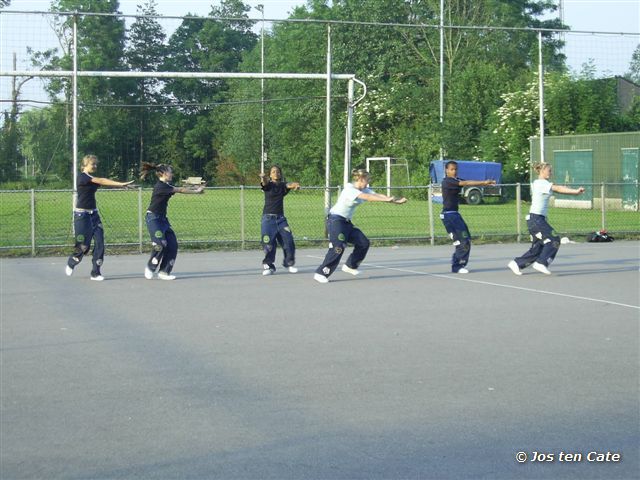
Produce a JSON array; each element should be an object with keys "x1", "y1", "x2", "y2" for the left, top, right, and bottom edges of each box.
[
  {"x1": 146, "y1": 212, "x2": 178, "y2": 274},
  {"x1": 261, "y1": 214, "x2": 295, "y2": 270},
  {"x1": 315, "y1": 214, "x2": 370, "y2": 278},
  {"x1": 441, "y1": 211, "x2": 471, "y2": 272},
  {"x1": 67, "y1": 210, "x2": 104, "y2": 276},
  {"x1": 514, "y1": 213, "x2": 560, "y2": 268}
]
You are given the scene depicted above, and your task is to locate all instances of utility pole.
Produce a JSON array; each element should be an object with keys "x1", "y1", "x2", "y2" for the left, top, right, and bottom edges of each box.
[{"x1": 257, "y1": 4, "x2": 265, "y2": 174}]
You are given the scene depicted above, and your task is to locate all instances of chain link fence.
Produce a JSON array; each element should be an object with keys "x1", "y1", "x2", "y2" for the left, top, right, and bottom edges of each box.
[
  {"x1": 2, "y1": 11, "x2": 639, "y2": 189},
  {"x1": 1, "y1": 183, "x2": 637, "y2": 256}
]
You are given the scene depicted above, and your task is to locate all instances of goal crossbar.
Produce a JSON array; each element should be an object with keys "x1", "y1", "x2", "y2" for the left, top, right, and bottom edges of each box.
[{"x1": 0, "y1": 70, "x2": 356, "y2": 80}]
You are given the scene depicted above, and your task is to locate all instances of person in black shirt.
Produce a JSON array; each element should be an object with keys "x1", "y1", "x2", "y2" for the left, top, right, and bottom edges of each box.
[
  {"x1": 259, "y1": 165, "x2": 300, "y2": 275},
  {"x1": 65, "y1": 155, "x2": 133, "y2": 281},
  {"x1": 141, "y1": 162, "x2": 204, "y2": 280},
  {"x1": 440, "y1": 161, "x2": 495, "y2": 274}
]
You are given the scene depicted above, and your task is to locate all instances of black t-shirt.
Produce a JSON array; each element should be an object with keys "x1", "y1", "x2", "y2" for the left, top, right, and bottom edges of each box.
[
  {"x1": 442, "y1": 176, "x2": 462, "y2": 212},
  {"x1": 262, "y1": 181, "x2": 289, "y2": 215},
  {"x1": 76, "y1": 172, "x2": 99, "y2": 209},
  {"x1": 147, "y1": 181, "x2": 175, "y2": 216}
]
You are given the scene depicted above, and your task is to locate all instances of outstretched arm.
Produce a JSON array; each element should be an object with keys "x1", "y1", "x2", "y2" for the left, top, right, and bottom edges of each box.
[
  {"x1": 91, "y1": 177, "x2": 134, "y2": 188},
  {"x1": 286, "y1": 182, "x2": 301, "y2": 190},
  {"x1": 174, "y1": 185, "x2": 205, "y2": 194},
  {"x1": 459, "y1": 179, "x2": 496, "y2": 187},
  {"x1": 552, "y1": 185, "x2": 585, "y2": 195},
  {"x1": 357, "y1": 192, "x2": 407, "y2": 204}
]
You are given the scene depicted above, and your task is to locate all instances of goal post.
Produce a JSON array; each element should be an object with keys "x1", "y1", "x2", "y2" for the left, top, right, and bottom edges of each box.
[
  {"x1": 365, "y1": 156, "x2": 410, "y2": 197},
  {"x1": 2, "y1": 68, "x2": 366, "y2": 207}
]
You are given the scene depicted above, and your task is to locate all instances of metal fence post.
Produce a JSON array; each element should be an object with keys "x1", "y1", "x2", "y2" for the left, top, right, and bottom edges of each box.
[
  {"x1": 516, "y1": 183, "x2": 522, "y2": 243},
  {"x1": 428, "y1": 184, "x2": 434, "y2": 246},
  {"x1": 30, "y1": 189, "x2": 36, "y2": 256},
  {"x1": 240, "y1": 185, "x2": 245, "y2": 250},
  {"x1": 138, "y1": 187, "x2": 143, "y2": 253},
  {"x1": 601, "y1": 182, "x2": 606, "y2": 231}
]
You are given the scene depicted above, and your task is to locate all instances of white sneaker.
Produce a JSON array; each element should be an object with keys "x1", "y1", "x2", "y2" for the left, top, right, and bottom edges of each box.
[
  {"x1": 262, "y1": 264, "x2": 275, "y2": 276},
  {"x1": 314, "y1": 273, "x2": 329, "y2": 284},
  {"x1": 341, "y1": 264, "x2": 360, "y2": 276},
  {"x1": 457, "y1": 268, "x2": 469, "y2": 274},
  {"x1": 508, "y1": 260, "x2": 522, "y2": 276},
  {"x1": 144, "y1": 267, "x2": 154, "y2": 280},
  {"x1": 288, "y1": 266, "x2": 298, "y2": 273},
  {"x1": 532, "y1": 262, "x2": 552, "y2": 275},
  {"x1": 65, "y1": 265, "x2": 74, "y2": 276},
  {"x1": 90, "y1": 274, "x2": 104, "y2": 282},
  {"x1": 158, "y1": 272, "x2": 176, "y2": 281}
]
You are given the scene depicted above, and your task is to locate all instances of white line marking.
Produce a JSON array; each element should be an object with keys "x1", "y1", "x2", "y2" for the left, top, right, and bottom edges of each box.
[{"x1": 305, "y1": 255, "x2": 640, "y2": 310}]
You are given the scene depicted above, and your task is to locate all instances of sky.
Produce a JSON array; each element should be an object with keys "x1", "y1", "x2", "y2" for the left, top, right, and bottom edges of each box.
[
  {"x1": 556, "y1": 0, "x2": 638, "y2": 34},
  {"x1": 548, "y1": 0, "x2": 639, "y2": 75},
  {"x1": 2, "y1": 0, "x2": 304, "y2": 19},
  {"x1": 1, "y1": 0, "x2": 638, "y2": 103},
  {"x1": 3, "y1": 0, "x2": 637, "y2": 31},
  {"x1": 3, "y1": 0, "x2": 640, "y2": 33}
]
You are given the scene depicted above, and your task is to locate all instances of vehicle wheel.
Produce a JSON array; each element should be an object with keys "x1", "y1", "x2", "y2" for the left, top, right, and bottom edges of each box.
[{"x1": 467, "y1": 189, "x2": 482, "y2": 205}]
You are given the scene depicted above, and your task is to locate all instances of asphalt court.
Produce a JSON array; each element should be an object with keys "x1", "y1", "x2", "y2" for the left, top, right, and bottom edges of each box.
[{"x1": 1, "y1": 241, "x2": 638, "y2": 479}]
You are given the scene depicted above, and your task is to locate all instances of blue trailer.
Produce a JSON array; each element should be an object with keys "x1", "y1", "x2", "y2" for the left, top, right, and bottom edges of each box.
[{"x1": 429, "y1": 160, "x2": 503, "y2": 205}]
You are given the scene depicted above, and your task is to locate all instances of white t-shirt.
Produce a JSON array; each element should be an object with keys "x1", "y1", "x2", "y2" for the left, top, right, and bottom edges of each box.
[
  {"x1": 530, "y1": 179, "x2": 553, "y2": 216},
  {"x1": 330, "y1": 183, "x2": 374, "y2": 220}
]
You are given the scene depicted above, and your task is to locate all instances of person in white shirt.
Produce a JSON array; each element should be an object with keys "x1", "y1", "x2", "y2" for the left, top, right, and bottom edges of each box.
[
  {"x1": 508, "y1": 162, "x2": 584, "y2": 275},
  {"x1": 314, "y1": 169, "x2": 407, "y2": 283}
]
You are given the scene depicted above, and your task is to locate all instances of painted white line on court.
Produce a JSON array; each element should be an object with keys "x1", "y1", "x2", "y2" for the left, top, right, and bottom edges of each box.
[{"x1": 305, "y1": 255, "x2": 640, "y2": 310}]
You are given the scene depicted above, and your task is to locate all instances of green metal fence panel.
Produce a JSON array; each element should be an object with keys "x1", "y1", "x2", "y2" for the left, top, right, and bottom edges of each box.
[
  {"x1": 621, "y1": 148, "x2": 639, "y2": 211},
  {"x1": 554, "y1": 150, "x2": 594, "y2": 201}
]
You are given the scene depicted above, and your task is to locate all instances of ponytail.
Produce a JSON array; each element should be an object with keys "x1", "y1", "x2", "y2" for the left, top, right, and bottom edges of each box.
[{"x1": 140, "y1": 162, "x2": 170, "y2": 180}]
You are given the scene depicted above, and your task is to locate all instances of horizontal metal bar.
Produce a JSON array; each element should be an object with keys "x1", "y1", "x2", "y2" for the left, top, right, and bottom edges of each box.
[{"x1": 0, "y1": 70, "x2": 356, "y2": 80}]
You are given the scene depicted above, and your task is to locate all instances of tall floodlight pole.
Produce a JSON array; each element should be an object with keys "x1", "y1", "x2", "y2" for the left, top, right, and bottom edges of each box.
[
  {"x1": 538, "y1": 31, "x2": 545, "y2": 164},
  {"x1": 439, "y1": 0, "x2": 444, "y2": 161},
  {"x1": 325, "y1": 25, "x2": 332, "y2": 216},
  {"x1": 257, "y1": 4, "x2": 265, "y2": 174},
  {"x1": 72, "y1": 14, "x2": 78, "y2": 209}
]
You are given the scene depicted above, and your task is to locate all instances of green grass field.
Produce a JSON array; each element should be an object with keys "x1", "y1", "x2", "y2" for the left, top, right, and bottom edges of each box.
[{"x1": 0, "y1": 187, "x2": 638, "y2": 254}]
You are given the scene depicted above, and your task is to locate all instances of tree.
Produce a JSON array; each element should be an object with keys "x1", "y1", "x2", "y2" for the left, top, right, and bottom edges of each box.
[
  {"x1": 220, "y1": 0, "x2": 569, "y2": 185},
  {"x1": 479, "y1": 76, "x2": 539, "y2": 182},
  {"x1": 36, "y1": 0, "x2": 135, "y2": 180},
  {"x1": 162, "y1": 0, "x2": 256, "y2": 105},
  {"x1": 0, "y1": 53, "x2": 33, "y2": 182},
  {"x1": 126, "y1": 0, "x2": 167, "y2": 173},
  {"x1": 443, "y1": 62, "x2": 514, "y2": 160},
  {"x1": 159, "y1": 0, "x2": 257, "y2": 183},
  {"x1": 17, "y1": 106, "x2": 69, "y2": 181},
  {"x1": 398, "y1": 0, "x2": 565, "y2": 76},
  {"x1": 625, "y1": 44, "x2": 640, "y2": 85},
  {"x1": 480, "y1": 64, "x2": 634, "y2": 183}
]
